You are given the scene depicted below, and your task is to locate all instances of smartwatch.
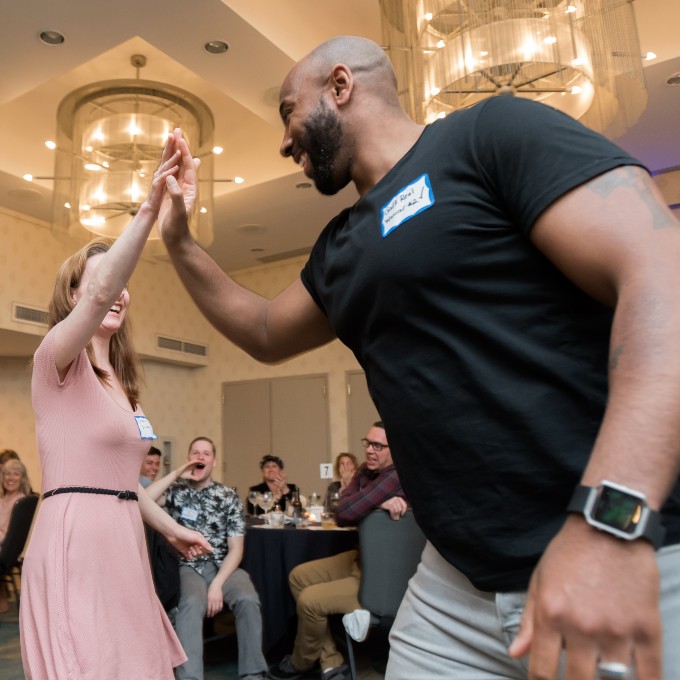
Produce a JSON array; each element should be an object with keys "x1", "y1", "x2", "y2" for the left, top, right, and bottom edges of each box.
[{"x1": 567, "y1": 480, "x2": 665, "y2": 549}]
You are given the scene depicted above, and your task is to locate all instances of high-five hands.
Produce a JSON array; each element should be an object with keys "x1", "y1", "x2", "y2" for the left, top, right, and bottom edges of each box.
[{"x1": 157, "y1": 128, "x2": 201, "y2": 243}]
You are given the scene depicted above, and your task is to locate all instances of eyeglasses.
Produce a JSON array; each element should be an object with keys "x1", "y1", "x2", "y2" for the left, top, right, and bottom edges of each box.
[{"x1": 361, "y1": 438, "x2": 389, "y2": 452}]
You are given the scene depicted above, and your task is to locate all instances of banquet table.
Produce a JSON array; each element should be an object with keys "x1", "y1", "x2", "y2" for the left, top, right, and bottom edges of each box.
[{"x1": 241, "y1": 517, "x2": 358, "y2": 653}]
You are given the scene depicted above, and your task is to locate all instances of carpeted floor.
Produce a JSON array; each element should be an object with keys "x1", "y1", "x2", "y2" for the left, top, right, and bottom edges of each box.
[{"x1": 0, "y1": 603, "x2": 385, "y2": 680}]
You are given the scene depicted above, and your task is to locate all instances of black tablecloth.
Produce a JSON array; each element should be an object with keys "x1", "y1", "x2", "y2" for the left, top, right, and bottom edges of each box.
[{"x1": 242, "y1": 519, "x2": 358, "y2": 653}]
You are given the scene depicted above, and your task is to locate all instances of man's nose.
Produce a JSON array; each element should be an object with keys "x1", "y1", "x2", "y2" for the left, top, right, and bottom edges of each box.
[{"x1": 280, "y1": 132, "x2": 293, "y2": 159}]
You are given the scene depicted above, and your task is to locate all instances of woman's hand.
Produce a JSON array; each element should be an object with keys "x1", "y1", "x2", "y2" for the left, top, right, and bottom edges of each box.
[
  {"x1": 166, "y1": 524, "x2": 212, "y2": 561},
  {"x1": 142, "y1": 135, "x2": 181, "y2": 216}
]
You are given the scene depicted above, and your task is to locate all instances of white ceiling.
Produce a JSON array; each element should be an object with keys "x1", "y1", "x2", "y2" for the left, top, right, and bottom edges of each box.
[{"x1": 1, "y1": 0, "x2": 679, "y2": 274}]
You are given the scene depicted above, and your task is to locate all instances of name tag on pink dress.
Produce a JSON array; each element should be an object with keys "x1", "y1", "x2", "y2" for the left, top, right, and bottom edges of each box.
[{"x1": 134, "y1": 416, "x2": 158, "y2": 440}]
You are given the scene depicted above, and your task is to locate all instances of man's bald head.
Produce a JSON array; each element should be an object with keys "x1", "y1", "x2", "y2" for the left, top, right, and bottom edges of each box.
[{"x1": 284, "y1": 36, "x2": 400, "y2": 109}]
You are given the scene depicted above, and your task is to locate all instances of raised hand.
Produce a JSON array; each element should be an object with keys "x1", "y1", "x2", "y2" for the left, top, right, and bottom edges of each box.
[
  {"x1": 143, "y1": 134, "x2": 181, "y2": 215},
  {"x1": 157, "y1": 128, "x2": 201, "y2": 243}
]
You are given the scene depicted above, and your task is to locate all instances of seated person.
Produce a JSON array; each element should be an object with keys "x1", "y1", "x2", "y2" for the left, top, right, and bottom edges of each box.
[
  {"x1": 147, "y1": 436, "x2": 268, "y2": 680},
  {"x1": 139, "y1": 445, "x2": 162, "y2": 488},
  {"x1": 0, "y1": 458, "x2": 32, "y2": 612},
  {"x1": 269, "y1": 421, "x2": 407, "y2": 680},
  {"x1": 247, "y1": 454, "x2": 298, "y2": 514},
  {"x1": 324, "y1": 452, "x2": 358, "y2": 510},
  {"x1": 0, "y1": 449, "x2": 20, "y2": 476}
]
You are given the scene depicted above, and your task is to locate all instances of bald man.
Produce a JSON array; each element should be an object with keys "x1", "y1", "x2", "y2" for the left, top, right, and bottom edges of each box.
[{"x1": 158, "y1": 36, "x2": 680, "y2": 680}]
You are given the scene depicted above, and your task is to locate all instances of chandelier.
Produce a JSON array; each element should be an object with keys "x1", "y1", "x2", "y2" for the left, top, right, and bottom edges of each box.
[
  {"x1": 47, "y1": 55, "x2": 216, "y2": 246},
  {"x1": 379, "y1": 0, "x2": 647, "y2": 135}
]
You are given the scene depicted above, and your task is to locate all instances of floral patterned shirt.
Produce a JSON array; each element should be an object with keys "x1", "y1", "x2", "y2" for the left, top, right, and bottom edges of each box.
[{"x1": 164, "y1": 479, "x2": 245, "y2": 574}]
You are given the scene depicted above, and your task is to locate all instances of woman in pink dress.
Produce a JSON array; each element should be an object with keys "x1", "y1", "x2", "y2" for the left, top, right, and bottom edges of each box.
[{"x1": 20, "y1": 134, "x2": 211, "y2": 679}]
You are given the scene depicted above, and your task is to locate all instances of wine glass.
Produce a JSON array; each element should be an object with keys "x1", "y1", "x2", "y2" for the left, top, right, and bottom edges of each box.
[
  {"x1": 248, "y1": 491, "x2": 262, "y2": 517},
  {"x1": 259, "y1": 491, "x2": 275, "y2": 515},
  {"x1": 309, "y1": 492, "x2": 321, "y2": 507},
  {"x1": 328, "y1": 490, "x2": 341, "y2": 512}
]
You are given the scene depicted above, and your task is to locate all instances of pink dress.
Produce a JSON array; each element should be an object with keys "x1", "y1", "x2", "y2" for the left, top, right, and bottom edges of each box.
[{"x1": 20, "y1": 328, "x2": 186, "y2": 679}]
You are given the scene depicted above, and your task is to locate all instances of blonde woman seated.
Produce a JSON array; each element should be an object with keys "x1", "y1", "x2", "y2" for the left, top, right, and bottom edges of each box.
[{"x1": 0, "y1": 458, "x2": 32, "y2": 612}]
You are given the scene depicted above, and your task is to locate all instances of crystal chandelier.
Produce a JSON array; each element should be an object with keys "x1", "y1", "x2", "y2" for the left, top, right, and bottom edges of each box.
[
  {"x1": 379, "y1": 0, "x2": 647, "y2": 135},
  {"x1": 49, "y1": 55, "x2": 215, "y2": 245}
]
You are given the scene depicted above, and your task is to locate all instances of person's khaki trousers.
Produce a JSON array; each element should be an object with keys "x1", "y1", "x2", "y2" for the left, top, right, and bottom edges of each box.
[{"x1": 289, "y1": 549, "x2": 361, "y2": 672}]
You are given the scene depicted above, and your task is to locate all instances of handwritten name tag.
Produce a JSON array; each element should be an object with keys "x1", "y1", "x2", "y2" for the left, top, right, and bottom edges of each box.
[
  {"x1": 380, "y1": 174, "x2": 434, "y2": 237},
  {"x1": 135, "y1": 415, "x2": 158, "y2": 440}
]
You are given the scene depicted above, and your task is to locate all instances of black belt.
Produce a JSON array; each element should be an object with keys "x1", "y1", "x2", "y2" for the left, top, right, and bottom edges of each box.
[{"x1": 42, "y1": 486, "x2": 138, "y2": 501}]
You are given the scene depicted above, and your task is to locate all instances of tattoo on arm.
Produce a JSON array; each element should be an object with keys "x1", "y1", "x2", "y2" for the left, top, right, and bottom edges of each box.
[
  {"x1": 609, "y1": 345, "x2": 624, "y2": 370},
  {"x1": 588, "y1": 166, "x2": 677, "y2": 231}
]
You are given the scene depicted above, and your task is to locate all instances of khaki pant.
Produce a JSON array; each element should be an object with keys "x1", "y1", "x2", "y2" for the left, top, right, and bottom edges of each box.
[{"x1": 289, "y1": 550, "x2": 361, "y2": 672}]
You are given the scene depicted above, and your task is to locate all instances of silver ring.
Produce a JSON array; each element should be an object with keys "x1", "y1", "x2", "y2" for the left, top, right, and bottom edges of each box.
[{"x1": 597, "y1": 661, "x2": 631, "y2": 679}]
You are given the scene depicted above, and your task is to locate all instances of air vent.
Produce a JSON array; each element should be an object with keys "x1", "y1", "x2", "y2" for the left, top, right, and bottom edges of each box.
[
  {"x1": 12, "y1": 303, "x2": 48, "y2": 327},
  {"x1": 156, "y1": 335, "x2": 208, "y2": 358},
  {"x1": 256, "y1": 246, "x2": 312, "y2": 264}
]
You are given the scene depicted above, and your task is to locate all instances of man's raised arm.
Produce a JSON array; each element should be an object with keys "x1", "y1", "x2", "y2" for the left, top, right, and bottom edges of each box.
[{"x1": 158, "y1": 130, "x2": 336, "y2": 364}]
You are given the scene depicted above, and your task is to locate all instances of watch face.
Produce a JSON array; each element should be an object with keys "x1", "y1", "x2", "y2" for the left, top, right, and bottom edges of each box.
[{"x1": 592, "y1": 486, "x2": 643, "y2": 534}]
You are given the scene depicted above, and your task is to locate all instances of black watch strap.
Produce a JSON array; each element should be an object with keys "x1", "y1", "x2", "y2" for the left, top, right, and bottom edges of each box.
[{"x1": 567, "y1": 483, "x2": 666, "y2": 550}]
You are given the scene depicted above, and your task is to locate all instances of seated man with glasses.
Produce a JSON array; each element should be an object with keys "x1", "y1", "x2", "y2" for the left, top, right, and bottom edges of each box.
[{"x1": 269, "y1": 421, "x2": 407, "y2": 680}]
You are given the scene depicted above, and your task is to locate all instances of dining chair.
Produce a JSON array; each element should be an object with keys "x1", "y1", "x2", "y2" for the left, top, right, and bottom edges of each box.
[
  {"x1": 343, "y1": 508, "x2": 426, "y2": 680},
  {"x1": 0, "y1": 493, "x2": 39, "y2": 613}
]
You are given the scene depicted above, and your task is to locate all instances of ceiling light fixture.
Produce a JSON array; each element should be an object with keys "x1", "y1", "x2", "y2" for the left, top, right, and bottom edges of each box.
[
  {"x1": 380, "y1": 0, "x2": 647, "y2": 135},
  {"x1": 204, "y1": 40, "x2": 229, "y2": 55},
  {"x1": 25, "y1": 54, "x2": 246, "y2": 249},
  {"x1": 39, "y1": 30, "x2": 65, "y2": 45}
]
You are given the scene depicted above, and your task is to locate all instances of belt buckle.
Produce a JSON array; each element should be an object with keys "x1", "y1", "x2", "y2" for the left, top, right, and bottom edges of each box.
[{"x1": 117, "y1": 490, "x2": 131, "y2": 500}]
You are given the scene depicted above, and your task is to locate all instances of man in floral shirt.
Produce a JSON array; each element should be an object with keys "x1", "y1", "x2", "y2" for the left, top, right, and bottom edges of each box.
[{"x1": 148, "y1": 436, "x2": 268, "y2": 680}]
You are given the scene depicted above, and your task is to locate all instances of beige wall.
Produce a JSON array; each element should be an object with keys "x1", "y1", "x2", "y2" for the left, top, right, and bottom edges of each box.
[{"x1": 0, "y1": 208, "x2": 362, "y2": 491}]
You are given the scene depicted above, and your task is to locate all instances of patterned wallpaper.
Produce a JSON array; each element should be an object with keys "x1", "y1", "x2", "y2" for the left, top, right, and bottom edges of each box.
[{"x1": 0, "y1": 208, "x2": 363, "y2": 491}]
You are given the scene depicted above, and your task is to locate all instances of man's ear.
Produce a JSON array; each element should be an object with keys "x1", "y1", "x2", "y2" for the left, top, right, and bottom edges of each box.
[{"x1": 330, "y1": 64, "x2": 353, "y2": 106}]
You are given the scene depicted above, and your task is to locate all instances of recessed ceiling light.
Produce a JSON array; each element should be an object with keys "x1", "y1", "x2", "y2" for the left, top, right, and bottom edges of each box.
[
  {"x1": 667, "y1": 72, "x2": 680, "y2": 86},
  {"x1": 39, "y1": 30, "x2": 65, "y2": 45},
  {"x1": 212, "y1": 146, "x2": 224, "y2": 155},
  {"x1": 204, "y1": 40, "x2": 229, "y2": 55}
]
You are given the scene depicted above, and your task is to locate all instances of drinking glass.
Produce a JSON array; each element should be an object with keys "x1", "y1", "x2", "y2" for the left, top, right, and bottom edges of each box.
[
  {"x1": 259, "y1": 491, "x2": 275, "y2": 514},
  {"x1": 321, "y1": 512, "x2": 336, "y2": 529},
  {"x1": 328, "y1": 490, "x2": 341, "y2": 512},
  {"x1": 248, "y1": 491, "x2": 262, "y2": 517},
  {"x1": 309, "y1": 492, "x2": 321, "y2": 507}
]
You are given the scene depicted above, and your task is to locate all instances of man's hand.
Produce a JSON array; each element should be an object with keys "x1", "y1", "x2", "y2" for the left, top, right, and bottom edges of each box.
[
  {"x1": 380, "y1": 496, "x2": 408, "y2": 520},
  {"x1": 157, "y1": 128, "x2": 200, "y2": 244},
  {"x1": 167, "y1": 524, "x2": 213, "y2": 561},
  {"x1": 206, "y1": 581, "x2": 225, "y2": 618},
  {"x1": 176, "y1": 460, "x2": 203, "y2": 481},
  {"x1": 509, "y1": 515, "x2": 661, "y2": 679}
]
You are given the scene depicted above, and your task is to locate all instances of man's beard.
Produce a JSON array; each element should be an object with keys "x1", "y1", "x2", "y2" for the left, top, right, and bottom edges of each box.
[{"x1": 301, "y1": 98, "x2": 348, "y2": 196}]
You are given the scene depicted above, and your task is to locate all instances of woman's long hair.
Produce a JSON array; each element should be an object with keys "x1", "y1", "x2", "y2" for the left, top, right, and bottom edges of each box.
[
  {"x1": 0, "y1": 459, "x2": 32, "y2": 497},
  {"x1": 47, "y1": 237, "x2": 140, "y2": 410}
]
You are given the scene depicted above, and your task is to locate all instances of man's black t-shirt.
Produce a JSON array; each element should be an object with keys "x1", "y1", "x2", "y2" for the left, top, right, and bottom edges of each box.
[{"x1": 301, "y1": 96, "x2": 680, "y2": 591}]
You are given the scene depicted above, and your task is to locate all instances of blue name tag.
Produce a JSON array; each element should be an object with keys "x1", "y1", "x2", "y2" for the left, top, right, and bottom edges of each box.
[
  {"x1": 380, "y1": 173, "x2": 434, "y2": 237},
  {"x1": 135, "y1": 415, "x2": 158, "y2": 440}
]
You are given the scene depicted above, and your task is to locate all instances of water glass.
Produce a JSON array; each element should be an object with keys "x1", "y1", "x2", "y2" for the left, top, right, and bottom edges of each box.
[{"x1": 270, "y1": 510, "x2": 285, "y2": 528}]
